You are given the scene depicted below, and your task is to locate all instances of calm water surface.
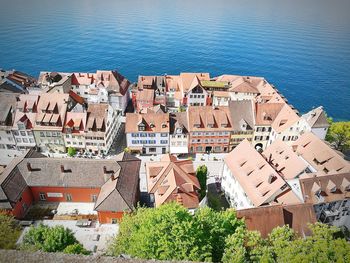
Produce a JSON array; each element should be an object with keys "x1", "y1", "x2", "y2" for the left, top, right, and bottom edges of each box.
[{"x1": 0, "y1": 0, "x2": 349, "y2": 120}]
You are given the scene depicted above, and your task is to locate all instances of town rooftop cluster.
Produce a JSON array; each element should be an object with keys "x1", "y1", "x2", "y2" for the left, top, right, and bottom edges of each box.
[{"x1": 0, "y1": 68, "x2": 348, "y2": 238}]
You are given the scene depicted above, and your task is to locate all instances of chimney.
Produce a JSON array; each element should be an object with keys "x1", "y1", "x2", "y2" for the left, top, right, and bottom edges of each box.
[
  {"x1": 103, "y1": 166, "x2": 108, "y2": 174},
  {"x1": 60, "y1": 165, "x2": 65, "y2": 173},
  {"x1": 27, "y1": 162, "x2": 32, "y2": 172}
]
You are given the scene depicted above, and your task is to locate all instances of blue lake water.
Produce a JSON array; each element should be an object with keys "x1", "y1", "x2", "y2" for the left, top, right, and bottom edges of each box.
[{"x1": 0, "y1": 0, "x2": 349, "y2": 120}]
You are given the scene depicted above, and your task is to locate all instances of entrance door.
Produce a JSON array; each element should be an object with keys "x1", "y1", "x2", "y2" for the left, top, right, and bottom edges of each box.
[{"x1": 205, "y1": 146, "x2": 212, "y2": 153}]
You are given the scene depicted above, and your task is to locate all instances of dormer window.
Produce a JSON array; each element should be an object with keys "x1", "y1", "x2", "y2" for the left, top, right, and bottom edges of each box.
[
  {"x1": 176, "y1": 128, "x2": 182, "y2": 134},
  {"x1": 138, "y1": 123, "x2": 145, "y2": 131},
  {"x1": 150, "y1": 123, "x2": 155, "y2": 128},
  {"x1": 17, "y1": 123, "x2": 25, "y2": 130},
  {"x1": 161, "y1": 123, "x2": 167, "y2": 128}
]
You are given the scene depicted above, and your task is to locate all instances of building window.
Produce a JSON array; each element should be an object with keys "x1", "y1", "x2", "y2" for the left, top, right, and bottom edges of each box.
[
  {"x1": 161, "y1": 133, "x2": 168, "y2": 137},
  {"x1": 160, "y1": 140, "x2": 168, "y2": 144},
  {"x1": 65, "y1": 194, "x2": 72, "y2": 202},
  {"x1": 91, "y1": 195, "x2": 97, "y2": 202},
  {"x1": 13, "y1": 131, "x2": 19, "y2": 136},
  {"x1": 149, "y1": 147, "x2": 156, "y2": 152},
  {"x1": 39, "y1": 193, "x2": 46, "y2": 201}
]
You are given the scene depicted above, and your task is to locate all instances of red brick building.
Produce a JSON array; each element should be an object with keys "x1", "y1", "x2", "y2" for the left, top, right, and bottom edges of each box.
[{"x1": 0, "y1": 150, "x2": 140, "y2": 223}]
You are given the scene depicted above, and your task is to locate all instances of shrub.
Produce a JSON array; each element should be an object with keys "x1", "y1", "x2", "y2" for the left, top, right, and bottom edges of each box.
[
  {"x1": 22, "y1": 224, "x2": 86, "y2": 254},
  {"x1": 67, "y1": 147, "x2": 76, "y2": 157},
  {"x1": 63, "y1": 243, "x2": 91, "y2": 255}
]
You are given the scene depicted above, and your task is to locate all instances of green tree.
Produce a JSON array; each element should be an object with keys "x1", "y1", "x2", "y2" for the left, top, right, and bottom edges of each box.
[
  {"x1": 194, "y1": 207, "x2": 244, "y2": 262},
  {"x1": 63, "y1": 243, "x2": 91, "y2": 255},
  {"x1": 108, "y1": 202, "x2": 244, "y2": 262},
  {"x1": 0, "y1": 213, "x2": 22, "y2": 249},
  {"x1": 67, "y1": 147, "x2": 76, "y2": 157},
  {"x1": 326, "y1": 121, "x2": 350, "y2": 152},
  {"x1": 22, "y1": 224, "x2": 79, "y2": 253},
  {"x1": 223, "y1": 223, "x2": 350, "y2": 263},
  {"x1": 196, "y1": 165, "x2": 208, "y2": 200}
]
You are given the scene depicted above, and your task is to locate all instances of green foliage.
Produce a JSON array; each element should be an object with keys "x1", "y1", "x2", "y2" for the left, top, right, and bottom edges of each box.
[
  {"x1": 22, "y1": 224, "x2": 88, "y2": 254},
  {"x1": 123, "y1": 147, "x2": 131, "y2": 153},
  {"x1": 223, "y1": 223, "x2": 350, "y2": 263},
  {"x1": 67, "y1": 147, "x2": 76, "y2": 157},
  {"x1": 108, "y1": 202, "x2": 244, "y2": 262},
  {"x1": 0, "y1": 213, "x2": 22, "y2": 249},
  {"x1": 196, "y1": 165, "x2": 208, "y2": 200},
  {"x1": 63, "y1": 243, "x2": 91, "y2": 255},
  {"x1": 326, "y1": 121, "x2": 350, "y2": 152}
]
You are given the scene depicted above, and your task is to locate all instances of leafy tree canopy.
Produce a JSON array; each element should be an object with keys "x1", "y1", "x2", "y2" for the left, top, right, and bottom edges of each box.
[
  {"x1": 0, "y1": 213, "x2": 22, "y2": 249},
  {"x1": 223, "y1": 223, "x2": 350, "y2": 263},
  {"x1": 326, "y1": 121, "x2": 350, "y2": 152},
  {"x1": 108, "y1": 202, "x2": 244, "y2": 262}
]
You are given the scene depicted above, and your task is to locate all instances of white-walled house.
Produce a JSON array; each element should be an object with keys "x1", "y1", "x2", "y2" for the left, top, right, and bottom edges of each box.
[
  {"x1": 0, "y1": 93, "x2": 17, "y2": 153},
  {"x1": 12, "y1": 94, "x2": 39, "y2": 150},
  {"x1": 214, "y1": 75, "x2": 259, "y2": 101},
  {"x1": 63, "y1": 112, "x2": 87, "y2": 151},
  {"x1": 300, "y1": 173, "x2": 350, "y2": 230},
  {"x1": 125, "y1": 113, "x2": 170, "y2": 155},
  {"x1": 302, "y1": 106, "x2": 330, "y2": 140},
  {"x1": 85, "y1": 104, "x2": 121, "y2": 155},
  {"x1": 169, "y1": 112, "x2": 189, "y2": 155},
  {"x1": 71, "y1": 70, "x2": 130, "y2": 113},
  {"x1": 221, "y1": 140, "x2": 294, "y2": 210}
]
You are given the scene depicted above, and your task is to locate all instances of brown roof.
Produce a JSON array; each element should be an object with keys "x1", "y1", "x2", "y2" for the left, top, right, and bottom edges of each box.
[
  {"x1": 224, "y1": 140, "x2": 287, "y2": 207},
  {"x1": 236, "y1": 203, "x2": 316, "y2": 238},
  {"x1": 146, "y1": 154, "x2": 200, "y2": 209},
  {"x1": 302, "y1": 106, "x2": 330, "y2": 128},
  {"x1": 34, "y1": 93, "x2": 69, "y2": 130},
  {"x1": 300, "y1": 172, "x2": 350, "y2": 205},
  {"x1": 86, "y1": 104, "x2": 108, "y2": 131},
  {"x1": 262, "y1": 140, "x2": 309, "y2": 180},
  {"x1": 179, "y1": 73, "x2": 210, "y2": 93},
  {"x1": 140, "y1": 104, "x2": 166, "y2": 114},
  {"x1": 293, "y1": 132, "x2": 350, "y2": 176},
  {"x1": 255, "y1": 103, "x2": 285, "y2": 126},
  {"x1": 228, "y1": 100, "x2": 255, "y2": 131},
  {"x1": 0, "y1": 93, "x2": 18, "y2": 126},
  {"x1": 125, "y1": 113, "x2": 169, "y2": 133},
  {"x1": 0, "y1": 151, "x2": 141, "y2": 212},
  {"x1": 170, "y1": 112, "x2": 189, "y2": 134},
  {"x1": 271, "y1": 104, "x2": 300, "y2": 133},
  {"x1": 136, "y1": 89, "x2": 154, "y2": 102},
  {"x1": 95, "y1": 70, "x2": 130, "y2": 96},
  {"x1": 229, "y1": 76, "x2": 260, "y2": 94},
  {"x1": 64, "y1": 112, "x2": 86, "y2": 133},
  {"x1": 187, "y1": 106, "x2": 233, "y2": 132},
  {"x1": 94, "y1": 157, "x2": 141, "y2": 212}
]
